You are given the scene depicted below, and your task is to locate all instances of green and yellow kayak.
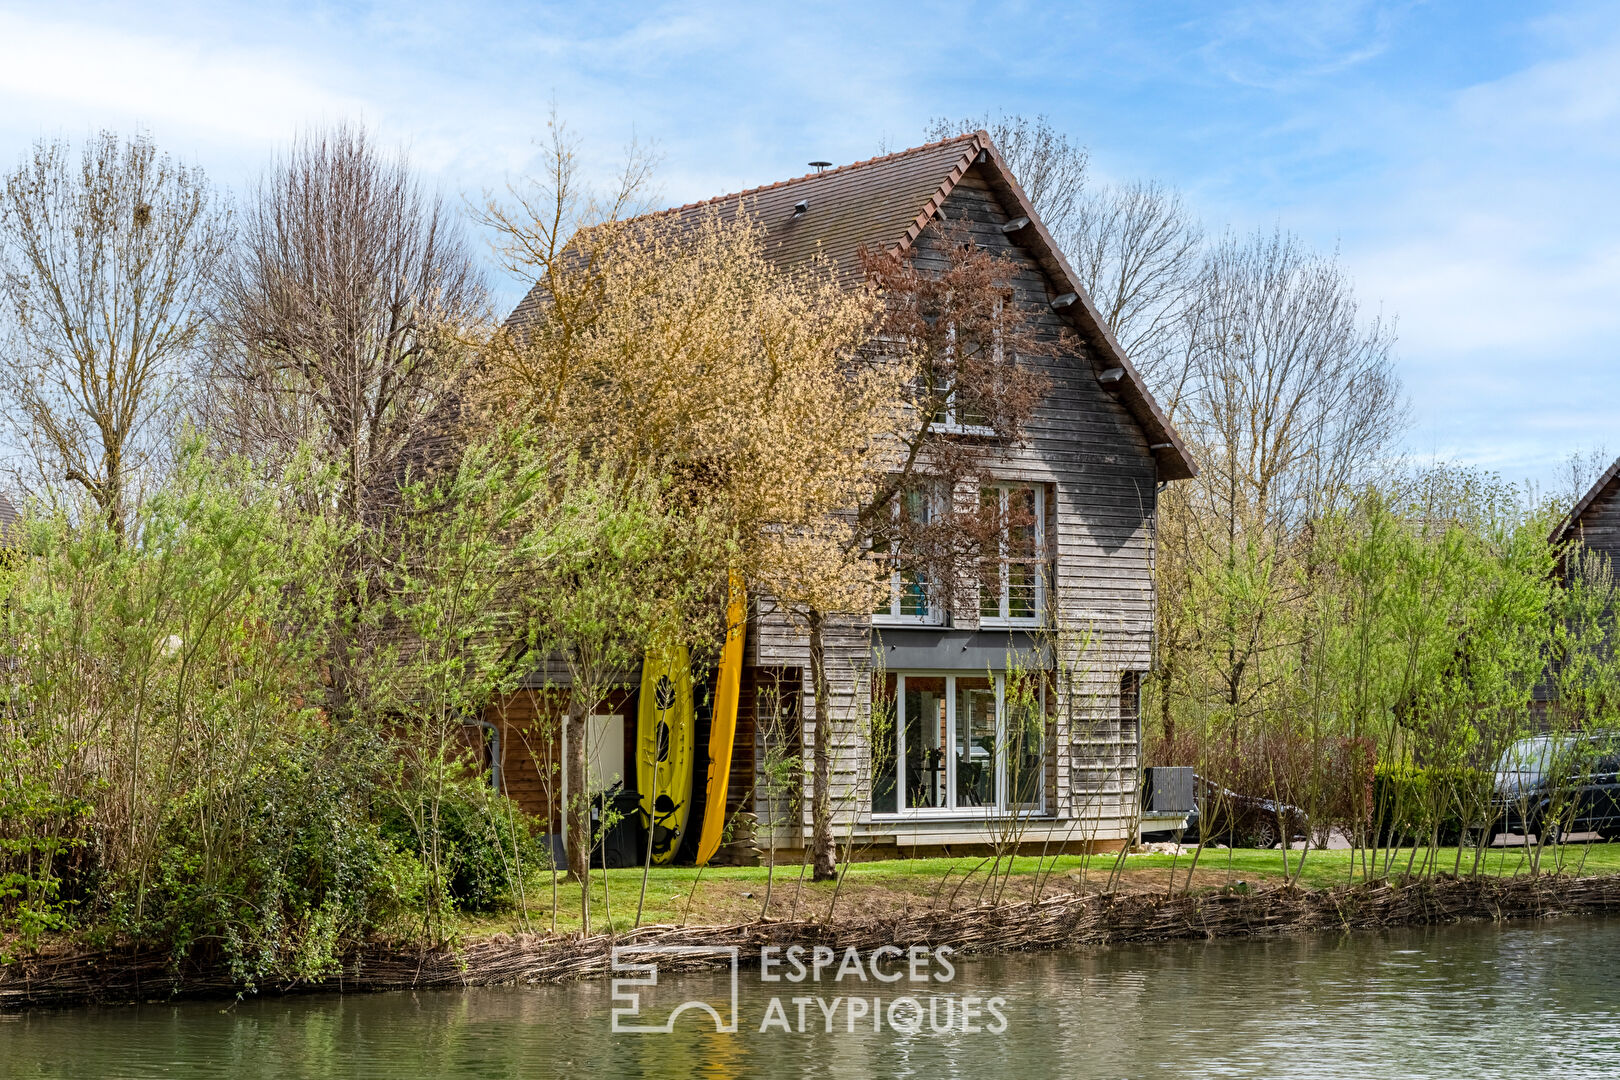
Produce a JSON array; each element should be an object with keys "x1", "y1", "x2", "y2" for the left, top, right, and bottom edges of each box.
[
  {"x1": 637, "y1": 645, "x2": 694, "y2": 865},
  {"x1": 696, "y1": 574, "x2": 747, "y2": 866}
]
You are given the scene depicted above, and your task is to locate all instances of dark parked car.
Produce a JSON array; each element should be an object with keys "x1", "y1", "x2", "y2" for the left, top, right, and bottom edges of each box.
[
  {"x1": 1493, "y1": 733, "x2": 1620, "y2": 841},
  {"x1": 1143, "y1": 774, "x2": 1308, "y2": 848}
]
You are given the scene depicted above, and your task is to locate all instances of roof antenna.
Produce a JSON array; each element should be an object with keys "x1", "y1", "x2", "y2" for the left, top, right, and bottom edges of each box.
[{"x1": 809, "y1": 160, "x2": 832, "y2": 173}]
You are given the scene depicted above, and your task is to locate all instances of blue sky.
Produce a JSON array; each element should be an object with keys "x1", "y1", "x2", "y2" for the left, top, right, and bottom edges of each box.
[{"x1": 2, "y1": 1, "x2": 1616, "y2": 492}]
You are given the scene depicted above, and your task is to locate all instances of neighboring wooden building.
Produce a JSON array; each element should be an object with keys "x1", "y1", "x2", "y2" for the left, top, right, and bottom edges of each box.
[
  {"x1": 1557, "y1": 459, "x2": 1620, "y2": 568},
  {"x1": 486, "y1": 131, "x2": 1197, "y2": 858},
  {"x1": 0, "y1": 493, "x2": 20, "y2": 565},
  {"x1": 1536, "y1": 458, "x2": 1620, "y2": 724}
]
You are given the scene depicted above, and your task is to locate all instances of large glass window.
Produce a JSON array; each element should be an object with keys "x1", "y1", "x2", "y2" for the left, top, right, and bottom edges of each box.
[
  {"x1": 955, "y1": 677, "x2": 997, "y2": 806},
  {"x1": 980, "y1": 483, "x2": 1045, "y2": 626},
  {"x1": 924, "y1": 307, "x2": 998, "y2": 435},
  {"x1": 1005, "y1": 672, "x2": 1049, "y2": 811},
  {"x1": 905, "y1": 676, "x2": 948, "y2": 808},
  {"x1": 873, "y1": 487, "x2": 943, "y2": 625},
  {"x1": 870, "y1": 672, "x2": 1046, "y2": 815}
]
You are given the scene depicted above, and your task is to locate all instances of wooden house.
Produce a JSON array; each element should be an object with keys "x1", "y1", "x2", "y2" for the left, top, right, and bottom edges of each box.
[
  {"x1": 484, "y1": 131, "x2": 1197, "y2": 859},
  {"x1": 1556, "y1": 459, "x2": 1620, "y2": 567},
  {"x1": 1535, "y1": 457, "x2": 1620, "y2": 724}
]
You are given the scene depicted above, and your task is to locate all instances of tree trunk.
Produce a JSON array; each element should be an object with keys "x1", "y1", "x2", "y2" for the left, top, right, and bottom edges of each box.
[
  {"x1": 564, "y1": 696, "x2": 590, "y2": 900},
  {"x1": 807, "y1": 610, "x2": 836, "y2": 882},
  {"x1": 1158, "y1": 659, "x2": 1175, "y2": 747}
]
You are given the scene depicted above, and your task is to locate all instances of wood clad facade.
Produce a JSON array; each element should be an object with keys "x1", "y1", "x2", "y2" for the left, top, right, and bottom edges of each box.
[
  {"x1": 491, "y1": 132, "x2": 1195, "y2": 858},
  {"x1": 1561, "y1": 461, "x2": 1620, "y2": 568},
  {"x1": 746, "y1": 161, "x2": 1162, "y2": 854},
  {"x1": 1539, "y1": 459, "x2": 1620, "y2": 723}
]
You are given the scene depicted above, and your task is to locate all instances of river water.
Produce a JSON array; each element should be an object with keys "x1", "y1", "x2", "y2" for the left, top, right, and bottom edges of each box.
[{"x1": 3, "y1": 918, "x2": 1618, "y2": 1079}]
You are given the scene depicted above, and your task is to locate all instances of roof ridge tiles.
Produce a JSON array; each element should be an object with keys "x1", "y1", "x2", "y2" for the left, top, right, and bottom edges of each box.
[{"x1": 646, "y1": 131, "x2": 984, "y2": 221}]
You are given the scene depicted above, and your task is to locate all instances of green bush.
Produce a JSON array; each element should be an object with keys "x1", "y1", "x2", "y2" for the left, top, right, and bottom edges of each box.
[
  {"x1": 101, "y1": 740, "x2": 422, "y2": 984},
  {"x1": 1372, "y1": 762, "x2": 1494, "y2": 844},
  {"x1": 0, "y1": 767, "x2": 90, "y2": 948},
  {"x1": 379, "y1": 778, "x2": 546, "y2": 915}
]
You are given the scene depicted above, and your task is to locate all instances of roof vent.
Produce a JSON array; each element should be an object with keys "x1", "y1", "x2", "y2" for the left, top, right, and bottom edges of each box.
[
  {"x1": 809, "y1": 161, "x2": 832, "y2": 173},
  {"x1": 792, "y1": 199, "x2": 809, "y2": 217}
]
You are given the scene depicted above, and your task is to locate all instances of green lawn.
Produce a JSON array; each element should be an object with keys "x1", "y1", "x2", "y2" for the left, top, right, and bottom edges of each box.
[{"x1": 459, "y1": 840, "x2": 1620, "y2": 938}]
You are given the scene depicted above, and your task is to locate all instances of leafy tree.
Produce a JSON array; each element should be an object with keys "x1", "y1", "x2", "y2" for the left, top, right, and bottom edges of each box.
[{"x1": 479, "y1": 120, "x2": 905, "y2": 888}]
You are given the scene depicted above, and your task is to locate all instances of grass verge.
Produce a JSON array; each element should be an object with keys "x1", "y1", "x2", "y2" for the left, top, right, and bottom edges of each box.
[{"x1": 463, "y1": 840, "x2": 1620, "y2": 938}]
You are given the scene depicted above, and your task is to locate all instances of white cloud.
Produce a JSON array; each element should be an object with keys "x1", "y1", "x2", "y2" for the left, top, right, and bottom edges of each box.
[
  {"x1": 1298, "y1": 22, "x2": 1620, "y2": 485},
  {"x1": 0, "y1": 10, "x2": 371, "y2": 150}
]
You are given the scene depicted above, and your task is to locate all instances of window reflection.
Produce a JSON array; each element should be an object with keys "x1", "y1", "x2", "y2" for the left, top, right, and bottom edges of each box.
[
  {"x1": 955, "y1": 677, "x2": 996, "y2": 806},
  {"x1": 904, "y1": 677, "x2": 947, "y2": 809},
  {"x1": 872, "y1": 672, "x2": 1046, "y2": 815}
]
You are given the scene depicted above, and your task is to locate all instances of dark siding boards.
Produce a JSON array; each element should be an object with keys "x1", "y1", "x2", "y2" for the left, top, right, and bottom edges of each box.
[
  {"x1": 1541, "y1": 465, "x2": 1620, "y2": 723},
  {"x1": 748, "y1": 164, "x2": 1158, "y2": 843},
  {"x1": 483, "y1": 688, "x2": 637, "y2": 828},
  {"x1": 501, "y1": 138, "x2": 1181, "y2": 850},
  {"x1": 1569, "y1": 480, "x2": 1620, "y2": 568},
  {"x1": 487, "y1": 674, "x2": 763, "y2": 828}
]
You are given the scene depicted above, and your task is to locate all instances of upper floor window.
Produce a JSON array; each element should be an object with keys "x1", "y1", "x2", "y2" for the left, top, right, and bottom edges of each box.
[
  {"x1": 924, "y1": 373, "x2": 993, "y2": 436},
  {"x1": 980, "y1": 482, "x2": 1045, "y2": 626},
  {"x1": 924, "y1": 313, "x2": 996, "y2": 436},
  {"x1": 873, "y1": 487, "x2": 944, "y2": 625}
]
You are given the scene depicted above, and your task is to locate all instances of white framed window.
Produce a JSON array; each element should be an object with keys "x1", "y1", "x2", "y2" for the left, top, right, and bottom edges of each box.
[
  {"x1": 924, "y1": 313, "x2": 997, "y2": 436},
  {"x1": 870, "y1": 671, "x2": 1047, "y2": 816},
  {"x1": 925, "y1": 374, "x2": 995, "y2": 436},
  {"x1": 873, "y1": 486, "x2": 945, "y2": 625},
  {"x1": 980, "y1": 482, "x2": 1046, "y2": 626}
]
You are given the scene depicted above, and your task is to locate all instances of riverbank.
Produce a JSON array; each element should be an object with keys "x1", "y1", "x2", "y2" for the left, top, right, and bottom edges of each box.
[
  {"x1": 457, "y1": 842, "x2": 1620, "y2": 935},
  {"x1": 7, "y1": 857, "x2": 1620, "y2": 1009}
]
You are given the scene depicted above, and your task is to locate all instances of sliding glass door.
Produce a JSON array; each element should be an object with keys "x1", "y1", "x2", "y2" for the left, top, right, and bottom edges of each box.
[{"x1": 872, "y1": 672, "x2": 1045, "y2": 816}]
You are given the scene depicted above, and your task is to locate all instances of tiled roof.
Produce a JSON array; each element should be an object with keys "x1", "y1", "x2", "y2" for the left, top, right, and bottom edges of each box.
[
  {"x1": 505, "y1": 132, "x2": 1197, "y2": 480},
  {"x1": 506, "y1": 134, "x2": 976, "y2": 327}
]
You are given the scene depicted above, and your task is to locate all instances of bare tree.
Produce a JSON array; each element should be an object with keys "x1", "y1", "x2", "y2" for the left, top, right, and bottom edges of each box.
[
  {"x1": 1188, "y1": 229, "x2": 1406, "y2": 534},
  {"x1": 1558, "y1": 446, "x2": 1612, "y2": 510},
  {"x1": 1172, "y1": 228, "x2": 1407, "y2": 725},
  {"x1": 926, "y1": 114, "x2": 1089, "y2": 239},
  {"x1": 210, "y1": 123, "x2": 485, "y2": 523},
  {"x1": 208, "y1": 123, "x2": 485, "y2": 726},
  {"x1": 0, "y1": 132, "x2": 228, "y2": 537},
  {"x1": 925, "y1": 116, "x2": 1202, "y2": 399},
  {"x1": 476, "y1": 110, "x2": 660, "y2": 312},
  {"x1": 1066, "y1": 179, "x2": 1203, "y2": 394}
]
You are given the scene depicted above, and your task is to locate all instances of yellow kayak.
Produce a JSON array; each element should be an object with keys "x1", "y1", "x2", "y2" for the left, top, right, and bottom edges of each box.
[
  {"x1": 696, "y1": 574, "x2": 747, "y2": 866},
  {"x1": 637, "y1": 645, "x2": 694, "y2": 865}
]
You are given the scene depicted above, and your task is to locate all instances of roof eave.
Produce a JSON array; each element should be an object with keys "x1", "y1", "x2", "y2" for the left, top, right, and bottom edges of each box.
[
  {"x1": 891, "y1": 132, "x2": 1198, "y2": 483},
  {"x1": 1554, "y1": 455, "x2": 1620, "y2": 545}
]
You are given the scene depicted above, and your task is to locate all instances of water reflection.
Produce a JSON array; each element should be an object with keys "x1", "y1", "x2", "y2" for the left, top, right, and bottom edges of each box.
[{"x1": 3, "y1": 919, "x2": 1617, "y2": 1079}]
